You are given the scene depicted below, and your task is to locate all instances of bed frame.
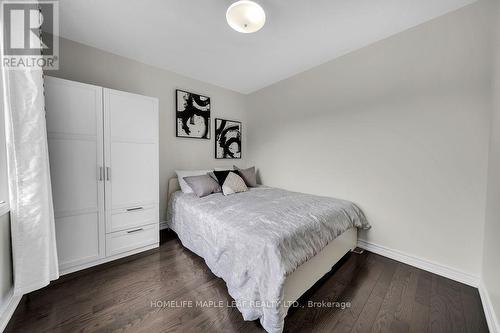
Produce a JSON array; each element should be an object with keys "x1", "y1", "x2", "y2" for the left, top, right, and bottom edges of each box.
[{"x1": 166, "y1": 177, "x2": 357, "y2": 313}]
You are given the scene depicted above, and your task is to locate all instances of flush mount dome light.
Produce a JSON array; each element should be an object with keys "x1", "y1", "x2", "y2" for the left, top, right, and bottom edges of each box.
[{"x1": 226, "y1": 0, "x2": 266, "y2": 33}]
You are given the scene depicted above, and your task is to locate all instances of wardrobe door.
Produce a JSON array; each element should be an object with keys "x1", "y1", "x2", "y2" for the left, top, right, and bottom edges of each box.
[
  {"x1": 45, "y1": 77, "x2": 105, "y2": 271},
  {"x1": 103, "y1": 89, "x2": 159, "y2": 252}
]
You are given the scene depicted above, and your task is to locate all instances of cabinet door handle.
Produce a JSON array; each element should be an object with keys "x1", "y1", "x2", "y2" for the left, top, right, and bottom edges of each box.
[
  {"x1": 126, "y1": 207, "x2": 144, "y2": 212},
  {"x1": 127, "y1": 228, "x2": 144, "y2": 234},
  {"x1": 98, "y1": 167, "x2": 103, "y2": 181},
  {"x1": 106, "y1": 167, "x2": 111, "y2": 181}
]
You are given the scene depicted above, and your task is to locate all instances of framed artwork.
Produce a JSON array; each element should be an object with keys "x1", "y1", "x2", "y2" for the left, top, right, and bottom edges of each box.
[
  {"x1": 176, "y1": 89, "x2": 211, "y2": 139},
  {"x1": 215, "y1": 118, "x2": 241, "y2": 159}
]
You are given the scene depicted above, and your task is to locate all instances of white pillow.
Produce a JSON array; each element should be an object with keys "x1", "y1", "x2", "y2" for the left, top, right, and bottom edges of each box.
[
  {"x1": 214, "y1": 166, "x2": 234, "y2": 171},
  {"x1": 175, "y1": 169, "x2": 212, "y2": 193}
]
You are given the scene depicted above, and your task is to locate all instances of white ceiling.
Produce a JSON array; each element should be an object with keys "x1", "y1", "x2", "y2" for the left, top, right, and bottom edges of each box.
[{"x1": 58, "y1": 0, "x2": 476, "y2": 94}]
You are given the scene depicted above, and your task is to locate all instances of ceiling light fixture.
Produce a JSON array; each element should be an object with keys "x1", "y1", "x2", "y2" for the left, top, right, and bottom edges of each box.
[{"x1": 226, "y1": 1, "x2": 266, "y2": 34}]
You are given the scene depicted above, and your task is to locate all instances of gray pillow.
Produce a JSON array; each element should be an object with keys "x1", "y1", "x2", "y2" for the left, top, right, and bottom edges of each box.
[
  {"x1": 183, "y1": 175, "x2": 221, "y2": 198},
  {"x1": 233, "y1": 166, "x2": 257, "y2": 187}
]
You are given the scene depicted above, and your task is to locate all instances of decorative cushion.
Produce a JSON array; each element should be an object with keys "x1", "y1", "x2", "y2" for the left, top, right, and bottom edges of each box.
[
  {"x1": 175, "y1": 169, "x2": 212, "y2": 193},
  {"x1": 234, "y1": 166, "x2": 257, "y2": 187},
  {"x1": 183, "y1": 175, "x2": 221, "y2": 198},
  {"x1": 213, "y1": 170, "x2": 232, "y2": 186},
  {"x1": 222, "y1": 172, "x2": 248, "y2": 196}
]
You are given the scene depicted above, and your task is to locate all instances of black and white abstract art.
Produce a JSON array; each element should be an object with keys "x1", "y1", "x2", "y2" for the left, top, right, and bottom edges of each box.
[
  {"x1": 215, "y1": 118, "x2": 241, "y2": 159},
  {"x1": 176, "y1": 89, "x2": 211, "y2": 139}
]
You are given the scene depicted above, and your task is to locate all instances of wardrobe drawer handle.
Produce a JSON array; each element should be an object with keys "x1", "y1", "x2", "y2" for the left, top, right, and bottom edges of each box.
[
  {"x1": 126, "y1": 207, "x2": 144, "y2": 212},
  {"x1": 127, "y1": 228, "x2": 144, "y2": 234}
]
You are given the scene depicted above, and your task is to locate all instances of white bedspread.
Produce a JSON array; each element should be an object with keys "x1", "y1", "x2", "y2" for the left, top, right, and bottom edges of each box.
[{"x1": 167, "y1": 186, "x2": 370, "y2": 333}]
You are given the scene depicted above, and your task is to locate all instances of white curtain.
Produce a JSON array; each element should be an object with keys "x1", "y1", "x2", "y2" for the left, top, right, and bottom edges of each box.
[{"x1": 1, "y1": 67, "x2": 59, "y2": 296}]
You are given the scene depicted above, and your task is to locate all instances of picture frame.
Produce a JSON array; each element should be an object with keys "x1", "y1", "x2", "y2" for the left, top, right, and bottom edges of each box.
[
  {"x1": 215, "y1": 118, "x2": 242, "y2": 159},
  {"x1": 176, "y1": 89, "x2": 211, "y2": 139}
]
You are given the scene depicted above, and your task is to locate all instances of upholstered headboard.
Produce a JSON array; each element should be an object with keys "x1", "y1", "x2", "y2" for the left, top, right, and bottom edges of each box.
[{"x1": 167, "y1": 177, "x2": 180, "y2": 203}]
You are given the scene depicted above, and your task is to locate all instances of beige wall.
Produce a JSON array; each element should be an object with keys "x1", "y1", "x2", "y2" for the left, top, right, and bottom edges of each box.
[
  {"x1": 247, "y1": 1, "x2": 492, "y2": 277},
  {"x1": 49, "y1": 38, "x2": 248, "y2": 220},
  {"x1": 483, "y1": 0, "x2": 500, "y2": 327}
]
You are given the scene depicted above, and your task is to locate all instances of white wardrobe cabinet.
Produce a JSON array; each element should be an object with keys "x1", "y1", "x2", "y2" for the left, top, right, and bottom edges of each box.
[{"x1": 45, "y1": 76, "x2": 159, "y2": 275}]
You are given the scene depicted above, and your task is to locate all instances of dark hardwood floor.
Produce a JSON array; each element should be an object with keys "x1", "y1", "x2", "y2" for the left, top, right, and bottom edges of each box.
[{"x1": 5, "y1": 230, "x2": 488, "y2": 333}]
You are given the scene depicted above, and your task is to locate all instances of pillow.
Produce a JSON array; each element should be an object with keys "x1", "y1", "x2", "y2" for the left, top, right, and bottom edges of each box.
[
  {"x1": 207, "y1": 171, "x2": 218, "y2": 182},
  {"x1": 175, "y1": 169, "x2": 212, "y2": 193},
  {"x1": 213, "y1": 170, "x2": 232, "y2": 186},
  {"x1": 234, "y1": 166, "x2": 257, "y2": 187},
  {"x1": 208, "y1": 168, "x2": 234, "y2": 182},
  {"x1": 183, "y1": 175, "x2": 221, "y2": 197},
  {"x1": 222, "y1": 172, "x2": 248, "y2": 196}
]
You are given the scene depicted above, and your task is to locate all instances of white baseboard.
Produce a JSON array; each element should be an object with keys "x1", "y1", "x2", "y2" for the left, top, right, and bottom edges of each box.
[
  {"x1": 479, "y1": 280, "x2": 500, "y2": 333},
  {"x1": 160, "y1": 221, "x2": 169, "y2": 230},
  {"x1": 357, "y1": 239, "x2": 479, "y2": 287},
  {"x1": 0, "y1": 291, "x2": 22, "y2": 333},
  {"x1": 359, "y1": 238, "x2": 498, "y2": 332}
]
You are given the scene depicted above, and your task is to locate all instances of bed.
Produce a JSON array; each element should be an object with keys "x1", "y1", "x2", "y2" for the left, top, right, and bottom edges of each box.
[{"x1": 166, "y1": 178, "x2": 370, "y2": 333}]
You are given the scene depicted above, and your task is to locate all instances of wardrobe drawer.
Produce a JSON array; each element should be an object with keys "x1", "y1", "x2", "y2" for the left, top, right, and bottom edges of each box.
[
  {"x1": 106, "y1": 223, "x2": 158, "y2": 257},
  {"x1": 108, "y1": 205, "x2": 157, "y2": 233}
]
